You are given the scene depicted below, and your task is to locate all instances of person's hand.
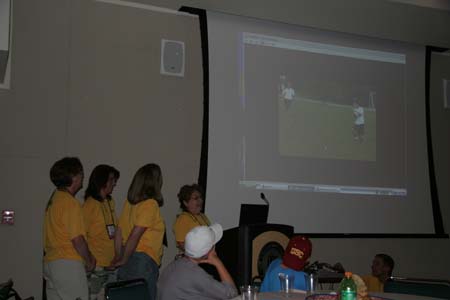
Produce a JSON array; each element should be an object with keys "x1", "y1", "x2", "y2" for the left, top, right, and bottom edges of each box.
[
  {"x1": 85, "y1": 256, "x2": 96, "y2": 272},
  {"x1": 110, "y1": 256, "x2": 127, "y2": 269},
  {"x1": 109, "y1": 254, "x2": 121, "y2": 267},
  {"x1": 199, "y1": 249, "x2": 222, "y2": 267},
  {"x1": 104, "y1": 265, "x2": 116, "y2": 271}
]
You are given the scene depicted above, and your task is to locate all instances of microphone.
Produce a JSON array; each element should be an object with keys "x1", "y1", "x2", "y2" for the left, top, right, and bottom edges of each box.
[{"x1": 260, "y1": 193, "x2": 269, "y2": 206}]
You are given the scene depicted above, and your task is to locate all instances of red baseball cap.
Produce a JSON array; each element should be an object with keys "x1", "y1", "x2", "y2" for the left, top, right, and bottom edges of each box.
[{"x1": 282, "y1": 236, "x2": 312, "y2": 271}]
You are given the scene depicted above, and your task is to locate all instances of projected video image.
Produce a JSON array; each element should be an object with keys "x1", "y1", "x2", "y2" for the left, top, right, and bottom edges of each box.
[
  {"x1": 278, "y1": 75, "x2": 377, "y2": 161},
  {"x1": 242, "y1": 33, "x2": 405, "y2": 165}
]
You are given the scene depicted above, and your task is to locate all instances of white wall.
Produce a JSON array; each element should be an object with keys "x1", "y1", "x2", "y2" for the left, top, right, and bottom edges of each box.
[
  {"x1": 0, "y1": 0, "x2": 449, "y2": 298},
  {"x1": 0, "y1": 0, "x2": 202, "y2": 297}
]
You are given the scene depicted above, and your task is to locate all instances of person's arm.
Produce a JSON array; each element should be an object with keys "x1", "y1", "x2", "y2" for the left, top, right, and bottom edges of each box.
[
  {"x1": 114, "y1": 227, "x2": 123, "y2": 258},
  {"x1": 112, "y1": 225, "x2": 146, "y2": 267},
  {"x1": 108, "y1": 227, "x2": 123, "y2": 268},
  {"x1": 173, "y1": 214, "x2": 190, "y2": 251},
  {"x1": 71, "y1": 235, "x2": 96, "y2": 272},
  {"x1": 201, "y1": 249, "x2": 235, "y2": 287},
  {"x1": 198, "y1": 249, "x2": 238, "y2": 298}
]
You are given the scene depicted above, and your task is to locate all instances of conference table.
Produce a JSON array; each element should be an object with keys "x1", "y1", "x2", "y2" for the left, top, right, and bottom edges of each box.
[{"x1": 232, "y1": 291, "x2": 446, "y2": 300}]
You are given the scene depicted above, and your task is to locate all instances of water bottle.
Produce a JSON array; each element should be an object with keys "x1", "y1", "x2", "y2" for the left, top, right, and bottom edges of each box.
[{"x1": 338, "y1": 272, "x2": 357, "y2": 300}]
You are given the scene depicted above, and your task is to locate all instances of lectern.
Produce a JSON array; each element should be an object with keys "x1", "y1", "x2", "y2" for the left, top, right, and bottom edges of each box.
[{"x1": 215, "y1": 223, "x2": 294, "y2": 287}]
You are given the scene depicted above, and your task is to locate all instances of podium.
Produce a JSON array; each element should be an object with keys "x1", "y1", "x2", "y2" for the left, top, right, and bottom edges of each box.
[{"x1": 215, "y1": 223, "x2": 294, "y2": 287}]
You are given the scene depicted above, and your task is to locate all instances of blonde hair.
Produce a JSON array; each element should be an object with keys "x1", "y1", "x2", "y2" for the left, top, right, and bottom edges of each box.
[{"x1": 127, "y1": 163, "x2": 163, "y2": 206}]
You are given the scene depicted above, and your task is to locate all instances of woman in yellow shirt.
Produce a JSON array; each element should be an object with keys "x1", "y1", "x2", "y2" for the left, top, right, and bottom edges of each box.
[
  {"x1": 82, "y1": 164, "x2": 120, "y2": 297},
  {"x1": 112, "y1": 163, "x2": 165, "y2": 300},
  {"x1": 173, "y1": 184, "x2": 210, "y2": 252},
  {"x1": 43, "y1": 157, "x2": 96, "y2": 300},
  {"x1": 83, "y1": 165, "x2": 120, "y2": 267}
]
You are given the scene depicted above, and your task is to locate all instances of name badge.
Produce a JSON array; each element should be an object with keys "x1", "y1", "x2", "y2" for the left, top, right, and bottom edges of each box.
[{"x1": 106, "y1": 224, "x2": 116, "y2": 239}]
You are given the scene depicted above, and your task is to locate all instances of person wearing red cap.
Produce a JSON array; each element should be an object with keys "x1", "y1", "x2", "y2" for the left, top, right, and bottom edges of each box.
[{"x1": 260, "y1": 235, "x2": 312, "y2": 292}]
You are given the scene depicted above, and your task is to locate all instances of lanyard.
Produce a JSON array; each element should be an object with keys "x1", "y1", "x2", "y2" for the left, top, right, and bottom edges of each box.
[
  {"x1": 187, "y1": 212, "x2": 210, "y2": 226},
  {"x1": 100, "y1": 199, "x2": 115, "y2": 226}
]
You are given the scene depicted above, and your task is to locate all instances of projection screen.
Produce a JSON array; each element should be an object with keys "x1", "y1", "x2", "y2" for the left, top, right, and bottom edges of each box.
[{"x1": 204, "y1": 10, "x2": 439, "y2": 234}]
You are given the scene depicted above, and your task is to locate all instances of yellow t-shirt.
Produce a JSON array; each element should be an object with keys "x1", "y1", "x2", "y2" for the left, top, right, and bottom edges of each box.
[
  {"x1": 361, "y1": 274, "x2": 384, "y2": 292},
  {"x1": 118, "y1": 199, "x2": 165, "y2": 265},
  {"x1": 82, "y1": 197, "x2": 117, "y2": 267},
  {"x1": 44, "y1": 190, "x2": 86, "y2": 262},
  {"x1": 173, "y1": 211, "x2": 210, "y2": 243}
]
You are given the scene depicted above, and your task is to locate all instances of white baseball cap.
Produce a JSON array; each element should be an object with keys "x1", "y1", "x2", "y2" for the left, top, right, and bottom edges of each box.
[{"x1": 184, "y1": 223, "x2": 223, "y2": 258}]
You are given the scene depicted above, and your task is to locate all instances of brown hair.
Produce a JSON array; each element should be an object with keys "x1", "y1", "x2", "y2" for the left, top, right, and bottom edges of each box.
[
  {"x1": 127, "y1": 163, "x2": 163, "y2": 206},
  {"x1": 177, "y1": 184, "x2": 203, "y2": 211},
  {"x1": 84, "y1": 164, "x2": 120, "y2": 201},
  {"x1": 50, "y1": 157, "x2": 83, "y2": 188}
]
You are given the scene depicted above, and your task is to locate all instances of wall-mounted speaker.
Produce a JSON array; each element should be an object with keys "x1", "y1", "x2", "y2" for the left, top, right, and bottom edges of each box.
[
  {"x1": 160, "y1": 39, "x2": 185, "y2": 77},
  {"x1": 215, "y1": 223, "x2": 294, "y2": 287}
]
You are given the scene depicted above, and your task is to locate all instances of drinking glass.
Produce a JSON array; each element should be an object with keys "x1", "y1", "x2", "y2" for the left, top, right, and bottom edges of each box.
[
  {"x1": 305, "y1": 272, "x2": 318, "y2": 295},
  {"x1": 278, "y1": 273, "x2": 295, "y2": 296},
  {"x1": 240, "y1": 285, "x2": 258, "y2": 300}
]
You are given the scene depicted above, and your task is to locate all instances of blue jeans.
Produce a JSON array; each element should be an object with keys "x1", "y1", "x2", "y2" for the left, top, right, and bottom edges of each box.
[{"x1": 117, "y1": 252, "x2": 159, "y2": 300}]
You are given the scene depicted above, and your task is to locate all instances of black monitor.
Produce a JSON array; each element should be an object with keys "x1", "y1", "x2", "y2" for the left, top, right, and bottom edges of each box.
[{"x1": 238, "y1": 204, "x2": 269, "y2": 226}]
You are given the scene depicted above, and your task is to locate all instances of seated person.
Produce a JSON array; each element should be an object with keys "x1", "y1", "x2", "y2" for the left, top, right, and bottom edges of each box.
[
  {"x1": 157, "y1": 224, "x2": 238, "y2": 300},
  {"x1": 362, "y1": 253, "x2": 395, "y2": 292},
  {"x1": 260, "y1": 236, "x2": 312, "y2": 292}
]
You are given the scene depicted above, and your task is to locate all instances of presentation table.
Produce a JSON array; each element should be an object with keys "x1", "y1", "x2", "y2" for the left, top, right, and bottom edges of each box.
[{"x1": 232, "y1": 291, "x2": 446, "y2": 300}]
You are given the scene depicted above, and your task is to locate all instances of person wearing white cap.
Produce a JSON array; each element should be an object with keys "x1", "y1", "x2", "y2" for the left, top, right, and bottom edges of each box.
[{"x1": 157, "y1": 224, "x2": 238, "y2": 300}]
